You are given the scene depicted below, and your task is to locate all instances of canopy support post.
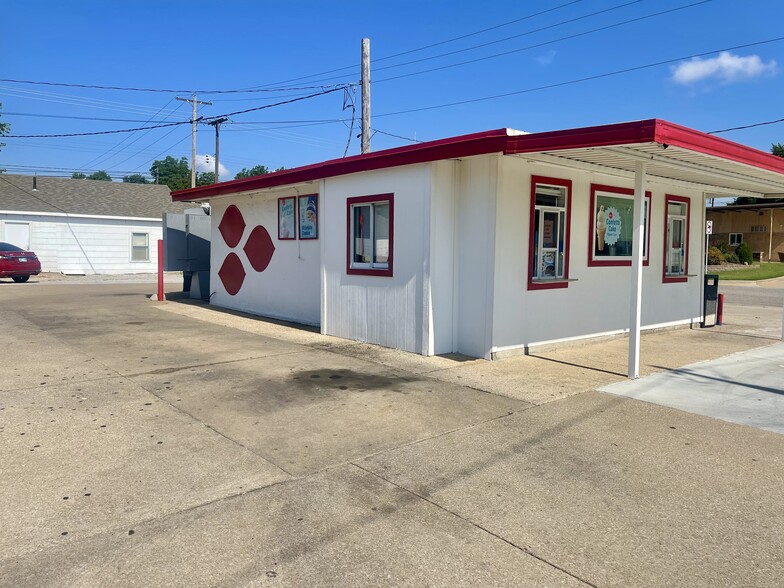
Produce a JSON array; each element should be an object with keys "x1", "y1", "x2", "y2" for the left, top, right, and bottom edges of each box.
[{"x1": 628, "y1": 161, "x2": 647, "y2": 379}]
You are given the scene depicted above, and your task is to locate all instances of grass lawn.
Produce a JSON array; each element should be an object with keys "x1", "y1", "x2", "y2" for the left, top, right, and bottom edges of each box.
[{"x1": 714, "y1": 262, "x2": 784, "y2": 281}]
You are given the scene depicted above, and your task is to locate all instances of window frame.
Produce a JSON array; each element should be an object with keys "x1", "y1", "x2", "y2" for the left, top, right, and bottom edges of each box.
[
  {"x1": 277, "y1": 196, "x2": 296, "y2": 240},
  {"x1": 528, "y1": 176, "x2": 572, "y2": 291},
  {"x1": 587, "y1": 184, "x2": 652, "y2": 267},
  {"x1": 130, "y1": 231, "x2": 150, "y2": 262},
  {"x1": 346, "y1": 193, "x2": 394, "y2": 277},
  {"x1": 662, "y1": 194, "x2": 690, "y2": 283},
  {"x1": 728, "y1": 232, "x2": 743, "y2": 246}
]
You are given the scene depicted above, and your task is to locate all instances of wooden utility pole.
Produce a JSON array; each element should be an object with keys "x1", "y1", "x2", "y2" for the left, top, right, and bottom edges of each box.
[
  {"x1": 176, "y1": 95, "x2": 212, "y2": 187},
  {"x1": 361, "y1": 38, "x2": 371, "y2": 154},
  {"x1": 208, "y1": 117, "x2": 229, "y2": 184}
]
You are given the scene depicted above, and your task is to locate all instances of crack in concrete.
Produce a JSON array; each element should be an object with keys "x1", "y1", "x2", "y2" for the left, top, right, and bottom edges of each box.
[{"x1": 352, "y1": 463, "x2": 599, "y2": 588}]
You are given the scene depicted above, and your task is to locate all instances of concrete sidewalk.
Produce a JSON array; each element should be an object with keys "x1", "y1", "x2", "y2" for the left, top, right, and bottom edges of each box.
[{"x1": 1, "y1": 282, "x2": 782, "y2": 587}]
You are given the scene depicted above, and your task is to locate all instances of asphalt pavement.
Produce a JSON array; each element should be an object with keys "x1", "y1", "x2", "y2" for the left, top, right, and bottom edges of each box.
[{"x1": 0, "y1": 277, "x2": 782, "y2": 587}]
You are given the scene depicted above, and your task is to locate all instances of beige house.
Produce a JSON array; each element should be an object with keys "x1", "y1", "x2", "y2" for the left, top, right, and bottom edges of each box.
[{"x1": 707, "y1": 202, "x2": 784, "y2": 261}]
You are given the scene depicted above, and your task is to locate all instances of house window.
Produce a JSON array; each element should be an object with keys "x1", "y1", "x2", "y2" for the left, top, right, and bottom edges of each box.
[
  {"x1": 588, "y1": 184, "x2": 652, "y2": 266},
  {"x1": 750, "y1": 225, "x2": 767, "y2": 233},
  {"x1": 528, "y1": 176, "x2": 572, "y2": 290},
  {"x1": 347, "y1": 194, "x2": 393, "y2": 276},
  {"x1": 663, "y1": 195, "x2": 689, "y2": 282},
  {"x1": 131, "y1": 232, "x2": 149, "y2": 262},
  {"x1": 729, "y1": 232, "x2": 743, "y2": 246}
]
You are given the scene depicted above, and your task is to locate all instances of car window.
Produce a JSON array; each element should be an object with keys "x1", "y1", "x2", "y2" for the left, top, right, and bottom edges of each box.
[{"x1": 0, "y1": 242, "x2": 24, "y2": 252}]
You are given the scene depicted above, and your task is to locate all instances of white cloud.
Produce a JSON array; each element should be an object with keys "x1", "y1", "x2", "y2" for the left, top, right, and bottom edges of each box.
[
  {"x1": 671, "y1": 51, "x2": 777, "y2": 85},
  {"x1": 534, "y1": 50, "x2": 557, "y2": 67},
  {"x1": 195, "y1": 154, "x2": 230, "y2": 179}
]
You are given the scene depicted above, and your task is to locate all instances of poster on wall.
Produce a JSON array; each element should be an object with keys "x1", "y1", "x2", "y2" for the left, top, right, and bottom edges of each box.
[
  {"x1": 589, "y1": 185, "x2": 651, "y2": 266},
  {"x1": 278, "y1": 197, "x2": 296, "y2": 240},
  {"x1": 298, "y1": 194, "x2": 318, "y2": 239}
]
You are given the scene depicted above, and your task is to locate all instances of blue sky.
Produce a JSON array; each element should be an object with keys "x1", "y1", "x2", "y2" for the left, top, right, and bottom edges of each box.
[{"x1": 2, "y1": 0, "x2": 783, "y2": 181}]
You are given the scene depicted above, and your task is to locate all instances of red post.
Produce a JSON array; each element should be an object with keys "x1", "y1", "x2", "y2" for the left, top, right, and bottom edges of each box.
[
  {"x1": 717, "y1": 293, "x2": 724, "y2": 325},
  {"x1": 157, "y1": 239, "x2": 164, "y2": 302}
]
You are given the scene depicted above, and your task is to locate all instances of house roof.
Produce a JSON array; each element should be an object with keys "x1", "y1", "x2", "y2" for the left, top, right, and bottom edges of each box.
[
  {"x1": 0, "y1": 174, "x2": 189, "y2": 219},
  {"x1": 172, "y1": 119, "x2": 784, "y2": 202}
]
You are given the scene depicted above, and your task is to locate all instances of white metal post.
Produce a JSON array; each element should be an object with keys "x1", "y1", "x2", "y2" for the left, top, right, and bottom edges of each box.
[{"x1": 628, "y1": 161, "x2": 647, "y2": 378}]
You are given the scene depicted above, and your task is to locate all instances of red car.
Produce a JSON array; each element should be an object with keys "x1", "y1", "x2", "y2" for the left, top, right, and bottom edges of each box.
[{"x1": 0, "y1": 242, "x2": 41, "y2": 283}]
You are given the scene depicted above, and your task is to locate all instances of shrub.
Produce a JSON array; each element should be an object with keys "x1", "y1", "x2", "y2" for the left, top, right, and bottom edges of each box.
[
  {"x1": 724, "y1": 253, "x2": 740, "y2": 264},
  {"x1": 715, "y1": 240, "x2": 731, "y2": 255},
  {"x1": 708, "y1": 246, "x2": 725, "y2": 265},
  {"x1": 735, "y1": 242, "x2": 753, "y2": 264}
]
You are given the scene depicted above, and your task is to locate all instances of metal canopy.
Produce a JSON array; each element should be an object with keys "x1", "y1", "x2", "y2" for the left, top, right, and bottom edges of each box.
[{"x1": 517, "y1": 143, "x2": 784, "y2": 198}]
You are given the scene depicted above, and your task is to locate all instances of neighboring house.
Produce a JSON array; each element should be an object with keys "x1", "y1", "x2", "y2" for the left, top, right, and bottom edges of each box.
[
  {"x1": 0, "y1": 174, "x2": 189, "y2": 274},
  {"x1": 172, "y1": 119, "x2": 784, "y2": 370},
  {"x1": 706, "y1": 202, "x2": 784, "y2": 261}
]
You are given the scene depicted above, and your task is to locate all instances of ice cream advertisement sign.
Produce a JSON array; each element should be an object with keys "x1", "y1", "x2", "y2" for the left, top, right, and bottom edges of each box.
[{"x1": 604, "y1": 206, "x2": 621, "y2": 246}]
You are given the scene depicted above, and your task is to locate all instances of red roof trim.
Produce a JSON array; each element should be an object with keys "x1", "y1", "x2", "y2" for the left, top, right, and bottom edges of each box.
[
  {"x1": 172, "y1": 119, "x2": 784, "y2": 202},
  {"x1": 172, "y1": 128, "x2": 510, "y2": 201}
]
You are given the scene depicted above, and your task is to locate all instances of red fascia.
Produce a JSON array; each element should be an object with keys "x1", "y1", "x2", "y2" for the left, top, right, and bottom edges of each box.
[
  {"x1": 505, "y1": 119, "x2": 660, "y2": 154},
  {"x1": 172, "y1": 118, "x2": 784, "y2": 203},
  {"x1": 172, "y1": 128, "x2": 510, "y2": 201},
  {"x1": 653, "y1": 120, "x2": 784, "y2": 175}
]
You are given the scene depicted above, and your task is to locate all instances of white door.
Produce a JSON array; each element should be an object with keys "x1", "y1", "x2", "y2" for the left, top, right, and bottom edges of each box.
[{"x1": 4, "y1": 222, "x2": 30, "y2": 249}]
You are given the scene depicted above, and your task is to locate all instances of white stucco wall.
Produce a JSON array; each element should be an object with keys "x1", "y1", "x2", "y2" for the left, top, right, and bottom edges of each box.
[
  {"x1": 322, "y1": 165, "x2": 431, "y2": 354},
  {"x1": 1, "y1": 214, "x2": 162, "y2": 274},
  {"x1": 209, "y1": 188, "x2": 321, "y2": 325},
  {"x1": 490, "y1": 156, "x2": 703, "y2": 356}
]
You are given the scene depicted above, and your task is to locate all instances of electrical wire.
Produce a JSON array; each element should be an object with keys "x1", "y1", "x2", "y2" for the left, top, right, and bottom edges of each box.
[
  {"x1": 708, "y1": 117, "x2": 784, "y2": 134},
  {"x1": 0, "y1": 79, "x2": 350, "y2": 94},
  {"x1": 241, "y1": 0, "x2": 590, "y2": 89},
  {"x1": 306, "y1": 0, "x2": 713, "y2": 87},
  {"x1": 6, "y1": 86, "x2": 350, "y2": 138},
  {"x1": 371, "y1": 129, "x2": 424, "y2": 144},
  {"x1": 373, "y1": 36, "x2": 784, "y2": 119}
]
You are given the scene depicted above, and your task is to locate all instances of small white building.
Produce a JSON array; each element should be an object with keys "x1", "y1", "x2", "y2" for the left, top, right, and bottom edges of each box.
[
  {"x1": 172, "y1": 119, "x2": 784, "y2": 372},
  {"x1": 0, "y1": 175, "x2": 188, "y2": 274}
]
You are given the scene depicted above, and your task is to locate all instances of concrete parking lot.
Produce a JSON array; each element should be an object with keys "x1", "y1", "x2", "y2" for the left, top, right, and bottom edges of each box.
[{"x1": 1, "y1": 277, "x2": 782, "y2": 587}]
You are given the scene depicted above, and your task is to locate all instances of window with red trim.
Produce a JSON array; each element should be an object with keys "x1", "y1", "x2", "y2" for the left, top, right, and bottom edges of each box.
[
  {"x1": 663, "y1": 195, "x2": 690, "y2": 283},
  {"x1": 588, "y1": 184, "x2": 651, "y2": 267},
  {"x1": 347, "y1": 194, "x2": 394, "y2": 277},
  {"x1": 528, "y1": 176, "x2": 572, "y2": 290}
]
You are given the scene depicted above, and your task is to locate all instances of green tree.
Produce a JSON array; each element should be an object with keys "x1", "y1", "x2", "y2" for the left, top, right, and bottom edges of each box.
[
  {"x1": 234, "y1": 164, "x2": 270, "y2": 179},
  {"x1": 150, "y1": 156, "x2": 191, "y2": 191},
  {"x1": 735, "y1": 241, "x2": 753, "y2": 264},
  {"x1": 71, "y1": 172, "x2": 87, "y2": 179},
  {"x1": 86, "y1": 170, "x2": 112, "y2": 181},
  {"x1": 122, "y1": 174, "x2": 149, "y2": 184},
  {"x1": 772, "y1": 143, "x2": 784, "y2": 158},
  {"x1": 197, "y1": 171, "x2": 215, "y2": 186}
]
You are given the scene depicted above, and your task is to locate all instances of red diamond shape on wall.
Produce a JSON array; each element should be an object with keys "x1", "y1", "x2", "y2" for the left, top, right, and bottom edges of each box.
[
  {"x1": 219, "y1": 204, "x2": 246, "y2": 248},
  {"x1": 218, "y1": 252, "x2": 246, "y2": 295},
  {"x1": 244, "y1": 225, "x2": 276, "y2": 272}
]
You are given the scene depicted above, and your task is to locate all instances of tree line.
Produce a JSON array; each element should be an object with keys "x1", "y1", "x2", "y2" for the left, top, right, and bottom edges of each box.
[{"x1": 69, "y1": 158, "x2": 284, "y2": 189}]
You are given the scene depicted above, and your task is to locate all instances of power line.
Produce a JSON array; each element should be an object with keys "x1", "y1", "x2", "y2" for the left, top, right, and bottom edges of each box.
[
  {"x1": 2, "y1": 111, "x2": 183, "y2": 123},
  {"x1": 373, "y1": 36, "x2": 784, "y2": 119},
  {"x1": 5, "y1": 86, "x2": 350, "y2": 138},
  {"x1": 371, "y1": 128, "x2": 424, "y2": 143},
  {"x1": 312, "y1": 0, "x2": 714, "y2": 87},
  {"x1": 241, "y1": 0, "x2": 591, "y2": 89},
  {"x1": 709, "y1": 117, "x2": 784, "y2": 134},
  {"x1": 372, "y1": 0, "x2": 650, "y2": 76},
  {"x1": 0, "y1": 78, "x2": 350, "y2": 94}
]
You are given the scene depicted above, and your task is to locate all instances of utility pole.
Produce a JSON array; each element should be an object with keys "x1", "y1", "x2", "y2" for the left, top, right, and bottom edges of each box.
[
  {"x1": 361, "y1": 38, "x2": 371, "y2": 154},
  {"x1": 207, "y1": 117, "x2": 228, "y2": 184},
  {"x1": 176, "y1": 95, "x2": 212, "y2": 188}
]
